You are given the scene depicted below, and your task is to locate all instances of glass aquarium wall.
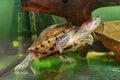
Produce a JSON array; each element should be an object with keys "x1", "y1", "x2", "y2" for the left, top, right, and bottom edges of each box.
[
  {"x1": 0, "y1": 0, "x2": 120, "y2": 80},
  {"x1": 0, "y1": 0, "x2": 68, "y2": 78}
]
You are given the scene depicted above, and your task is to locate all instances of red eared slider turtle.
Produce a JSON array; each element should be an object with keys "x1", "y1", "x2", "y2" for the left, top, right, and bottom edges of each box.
[
  {"x1": 95, "y1": 20, "x2": 120, "y2": 60},
  {"x1": 15, "y1": 16, "x2": 101, "y2": 72}
]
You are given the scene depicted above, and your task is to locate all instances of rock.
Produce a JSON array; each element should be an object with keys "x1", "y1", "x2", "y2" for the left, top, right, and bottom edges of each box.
[
  {"x1": 95, "y1": 20, "x2": 120, "y2": 60},
  {"x1": 21, "y1": 0, "x2": 120, "y2": 26}
]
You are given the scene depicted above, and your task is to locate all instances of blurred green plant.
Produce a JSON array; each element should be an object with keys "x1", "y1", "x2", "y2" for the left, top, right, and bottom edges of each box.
[{"x1": 35, "y1": 13, "x2": 68, "y2": 36}]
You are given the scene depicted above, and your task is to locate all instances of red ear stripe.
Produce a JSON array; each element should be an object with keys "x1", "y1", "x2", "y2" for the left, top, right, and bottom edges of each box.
[{"x1": 83, "y1": 19, "x2": 93, "y2": 26}]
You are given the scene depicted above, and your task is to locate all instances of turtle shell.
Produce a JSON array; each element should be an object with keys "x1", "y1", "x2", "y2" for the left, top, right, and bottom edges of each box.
[
  {"x1": 95, "y1": 20, "x2": 120, "y2": 60},
  {"x1": 37, "y1": 24, "x2": 77, "y2": 43},
  {"x1": 28, "y1": 24, "x2": 79, "y2": 58}
]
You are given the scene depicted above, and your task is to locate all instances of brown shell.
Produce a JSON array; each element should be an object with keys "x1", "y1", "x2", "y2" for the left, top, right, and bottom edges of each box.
[
  {"x1": 95, "y1": 20, "x2": 120, "y2": 60},
  {"x1": 28, "y1": 24, "x2": 78, "y2": 58},
  {"x1": 38, "y1": 24, "x2": 77, "y2": 43}
]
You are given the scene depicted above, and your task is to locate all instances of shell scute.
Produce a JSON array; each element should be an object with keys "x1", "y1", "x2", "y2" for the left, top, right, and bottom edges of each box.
[{"x1": 38, "y1": 24, "x2": 76, "y2": 42}]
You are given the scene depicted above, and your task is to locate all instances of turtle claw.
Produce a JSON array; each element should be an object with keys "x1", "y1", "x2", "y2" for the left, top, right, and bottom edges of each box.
[
  {"x1": 59, "y1": 55, "x2": 75, "y2": 63},
  {"x1": 14, "y1": 53, "x2": 35, "y2": 74}
]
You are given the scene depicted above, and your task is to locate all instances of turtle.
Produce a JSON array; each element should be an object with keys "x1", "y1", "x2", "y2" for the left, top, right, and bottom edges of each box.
[
  {"x1": 95, "y1": 20, "x2": 120, "y2": 60},
  {"x1": 14, "y1": 16, "x2": 101, "y2": 72}
]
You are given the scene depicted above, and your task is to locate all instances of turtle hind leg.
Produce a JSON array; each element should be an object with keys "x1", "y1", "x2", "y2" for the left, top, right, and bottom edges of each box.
[
  {"x1": 59, "y1": 55, "x2": 75, "y2": 63},
  {"x1": 14, "y1": 53, "x2": 35, "y2": 74}
]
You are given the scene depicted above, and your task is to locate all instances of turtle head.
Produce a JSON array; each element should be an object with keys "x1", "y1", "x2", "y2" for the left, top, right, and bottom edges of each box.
[
  {"x1": 82, "y1": 16, "x2": 101, "y2": 31},
  {"x1": 74, "y1": 16, "x2": 100, "y2": 41},
  {"x1": 91, "y1": 16, "x2": 101, "y2": 28},
  {"x1": 78, "y1": 16, "x2": 101, "y2": 34}
]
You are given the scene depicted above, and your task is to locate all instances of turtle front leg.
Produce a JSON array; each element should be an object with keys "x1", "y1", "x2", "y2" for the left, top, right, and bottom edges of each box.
[
  {"x1": 79, "y1": 34, "x2": 93, "y2": 58},
  {"x1": 56, "y1": 34, "x2": 75, "y2": 63},
  {"x1": 14, "y1": 53, "x2": 35, "y2": 74}
]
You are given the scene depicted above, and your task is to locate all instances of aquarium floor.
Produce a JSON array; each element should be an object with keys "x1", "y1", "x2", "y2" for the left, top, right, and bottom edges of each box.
[{"x1": 0, "y1": 52, "x2": 120, "y2": 80}]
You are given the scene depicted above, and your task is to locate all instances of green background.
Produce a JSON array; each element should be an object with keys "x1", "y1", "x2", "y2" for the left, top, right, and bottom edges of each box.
[
  {"x1": 0, "y1": 0, "x2": 120, "y2": 79},
  {"x1": 0, "y1": 0, "x2": 120, "y2": 42}
]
